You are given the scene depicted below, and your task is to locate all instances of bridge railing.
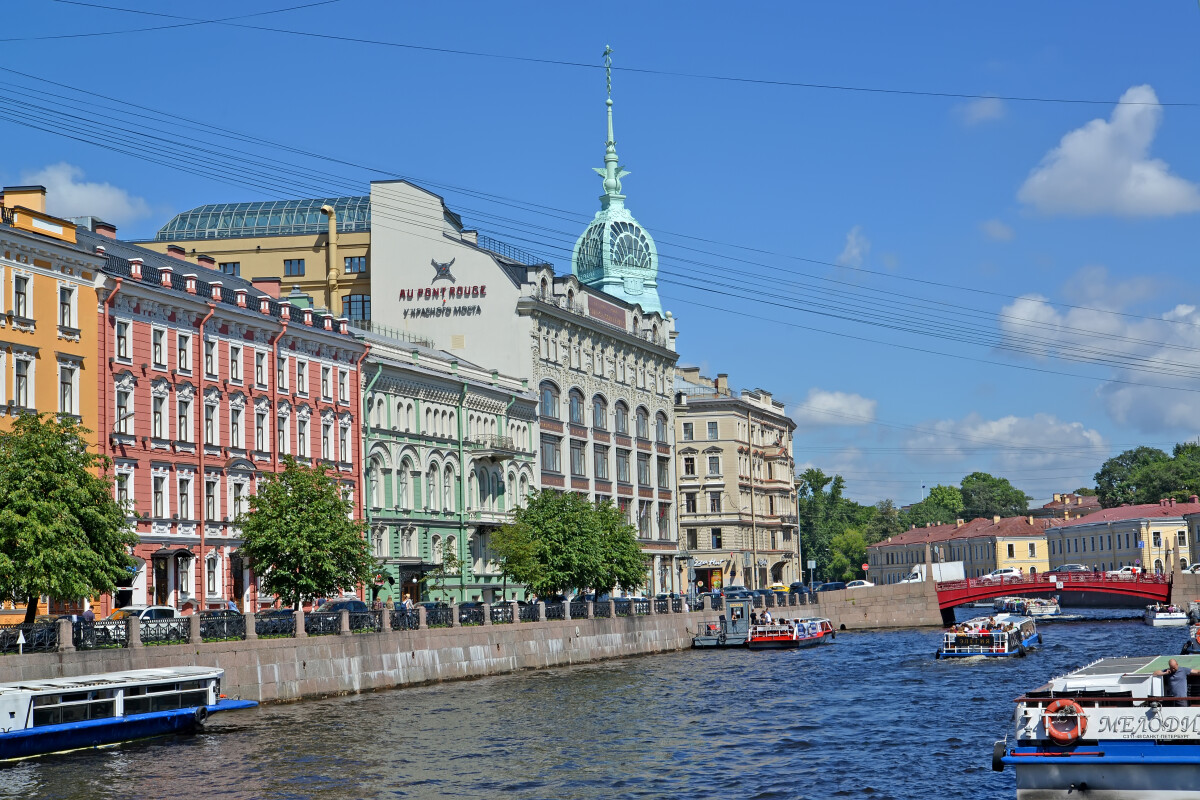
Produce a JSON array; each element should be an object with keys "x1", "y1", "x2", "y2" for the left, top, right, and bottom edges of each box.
[{"x1": 936, "y1": 571, "x2": 1170, "y2": 592}]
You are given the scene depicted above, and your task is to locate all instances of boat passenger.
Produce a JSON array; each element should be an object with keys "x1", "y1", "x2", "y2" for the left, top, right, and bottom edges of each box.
[
  {"x1": 750, "y1": 611, "x2": 758, "y2": 626},
  {"x1": 762, "y1": 610, "x2": 773, "y2": 625},
  {"x1": 1151, "y1": 658, "x2": 1195, "y2": 707}
]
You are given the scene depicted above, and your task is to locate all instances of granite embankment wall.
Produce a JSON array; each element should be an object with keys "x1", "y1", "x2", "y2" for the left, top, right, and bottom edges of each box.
[{"x1": 812, "y1": 579, "x2": 945, "y2": 630}]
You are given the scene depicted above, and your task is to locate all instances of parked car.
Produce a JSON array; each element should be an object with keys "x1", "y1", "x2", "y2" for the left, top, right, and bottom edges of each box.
[
  {"x1": 845, "y1": 580, "x2": 875, "y2": 589},
  {"x1": 788, "y1": 582, "x2": 807, "y2": 595},
  {"x1": 979, "y1": 568, "x2": 1023, "y2": 584},
  {"x1": 457, "y1": 601, "x2": 486, "y2": 623},
  {"x1": 254, "y1": 609, "x2": 295, "y2": 637},
  {"x1": 1046, "y1": 563, "x2": 1090, "y2": 574},
  {"x1": 106, "y1": 605, "x2": 178, "y2": 621},
  {"x1": 1106, "y1": 565, "x2": 1142, "y2": 579},
  {"x1": 765, "y1": 583, "x2": 789, "y2": 594},
  {"x1": 315, "y1": 598, "x2": 369, "y2": 614},
  {"x1": 816, "y1": 581, "x2": 847, "y2": 592}
]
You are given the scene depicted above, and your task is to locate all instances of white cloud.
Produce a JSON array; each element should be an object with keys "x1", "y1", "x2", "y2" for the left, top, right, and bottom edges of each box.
[
  {"x1": 792, "y1": 388, "x2": 877, "y2": 428},
  {"x1": 19, "y1": 163, "x2": 150, "y2": 226},
  {"x1": 836, "y1": 225, "x2": 870, "y2": 269},
  {"x1": 904, "y1": 412, "x2": 1107, "y2": 472},
  {"x1": 959, "y1": 97, "x2": 1005, "y2": 125},
  {"x1": 1018, "y1": 85, "x2": 1200, "y2": 217},
  {"x1": 980, "y1": 218, "x2": 1014, "y2": 241}
]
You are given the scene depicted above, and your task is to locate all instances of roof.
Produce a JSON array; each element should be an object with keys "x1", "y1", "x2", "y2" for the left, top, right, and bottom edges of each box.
[
  {"x1": 867, "y1": 515, "x2": 1064, "y2": 549},
  {"x1": 1039, "y1": 493, "x2": 1102, "y2": 512},
  {"x1": 1056, "y1": 499, "x2": 1200, "y2": 527},
  {"x1": 154, "y1": 196, "x2": 370, "y2": 241},
  {"x1": 0, "y1": 666, "x2": 221, "y2": 694}
]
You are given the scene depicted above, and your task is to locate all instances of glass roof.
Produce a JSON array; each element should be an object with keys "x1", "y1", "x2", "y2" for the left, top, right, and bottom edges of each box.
[{"x1": 154, "y1": 196, "x2": 370, "y2": 241}]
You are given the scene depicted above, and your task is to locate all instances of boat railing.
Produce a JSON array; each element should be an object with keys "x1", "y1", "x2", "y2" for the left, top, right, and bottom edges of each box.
[
  {"x1": 1015, "y1": 694, "x2": 1200, "y2": 708},
  {"x1": 943, "y1": 630, "x2": 1015, "y2": 653},
  {"x1": 0, "y1": 622, "x2": 59, "y2": 654},
  {"x1": 140, "y1": 618, "x2": 189, "y2": 645},
  {"x1": 752, "y1": 623, "x2": 798, "y2": 637}
]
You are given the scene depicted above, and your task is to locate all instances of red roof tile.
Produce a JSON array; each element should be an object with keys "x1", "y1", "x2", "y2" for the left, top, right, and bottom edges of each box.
[
  {"x1": 1058, "y1": 500, "x2": 1200, "y2": 527},
  {"x1": 867, "y1": 515, "x2": 1063, "y2": 549}
]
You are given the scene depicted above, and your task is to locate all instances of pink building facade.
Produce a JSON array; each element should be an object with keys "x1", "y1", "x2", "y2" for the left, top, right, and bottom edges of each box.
[{"x1": 81, "y1": 227, "x2": 367, "y2": 613}]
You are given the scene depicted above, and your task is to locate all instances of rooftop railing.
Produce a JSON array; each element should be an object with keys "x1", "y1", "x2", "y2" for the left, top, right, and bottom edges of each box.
[
  {"x1": 477, "y1": 234, "x2": 552, "y2": 267},
  {"x1": 349, "y1": 319, "x2": 434, "y2": 348}
]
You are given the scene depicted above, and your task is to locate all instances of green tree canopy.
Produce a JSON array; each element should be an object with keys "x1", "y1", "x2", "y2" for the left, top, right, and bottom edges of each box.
[
  {"x1": 1095, "y1": 446, "x2": 1170, "y2": 508},
  {"x1": 830, "y1": 528, "x2": 868, "y2": 582},
  {"x1": 901, "y1": 484, "x2": 963, "y2": 529},
  {"x1": 960, "y1": 471, "x2": 1031, "y2": 519},
  {"x1": 237, "y1": 456, "x2": 375, "y2": 609},
  {"x1": 796, "y1": 468, "x2": 876, "y2": 581},
  {"x1": 864, "y1": 499, "x2": 904, "y2": 544},
  {"x1": 494, "y1": 490, "x2": 646, "y2": 597},
  {"x1": 1123, "y1": 443, "x2": 1200, "y2": 506},
  {"x1": 0, "y1": 414, "x2": 137, "y2": 623},
  {"x1": 1073, "y1": 487, "x2": 1097, "y2": 496}
]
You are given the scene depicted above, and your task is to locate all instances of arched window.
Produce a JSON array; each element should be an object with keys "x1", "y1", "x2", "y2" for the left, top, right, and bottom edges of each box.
[
  {"x1": 1182, "y1": 558, "x2": 1190, "y2": 570},
  {"x1": 427, "y1": 465, "x2": 439, "y2": 512},
  {"x1": 539, "y1": 381, "x2": 559, "y2": 419},
  {"x1": 492, "y1": 472, "x2": 502, "y2": 512},
  {"x1": 467, "y1": 471, "x2": 475, "y2": 509},
  {"x1": 614, "y1": 401, "x2": 629, "y2": 434},
  {"x1": 444, "y1": 465, "x2": 454, "y2": 512},
  {"x1": 519, "y1": 475, "x2": 529, "y2": 506},
  {"x1": 445, "y1": 535, "x2": 457, "y2": 568},
  {"x1": 568, "y1": 389, "x2": 584, "y2": 424},
  {"x1": 636, "y1": 407, "x2": 649, "y2": 439},
  {"x1": 1155, "y1": 558, "x2": 1164, "y2": 574},
  {"x1": 593, "y1": 395, "x2": 607, "y2": 430},
  {"x1": 369, "y1": 458, "x2": 383, "y2": 508},
  {"x1": 431, "y1": 534, "x2": 442, "y2": 564},
  {"x1": 655, "y1": 412, "x2": 668, "y2": 443},
  {"x1": 539, "y1": 278, "x2": 548, "y2": 299},
  {"x1": 508, "y1": 472, "x2": 516, "y2": 508},
  {"x1": 397, "y1": 460, "x2": 410, "y2": 509},
  {"x1": 478, "y1": 468, "x2": 487, "y2": 508},
  {"x1": 425, "y1": 407, "x2": 432, "y2": 434}
]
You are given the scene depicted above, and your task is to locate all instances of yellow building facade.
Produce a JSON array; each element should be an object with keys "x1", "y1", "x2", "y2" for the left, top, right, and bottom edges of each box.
[
  {"x1": 868, "y1": 515, "x2": 1054, "y2": 584},
  {"x1": 1047, "y1": 499, "x2": 1200, "y2": 574}
]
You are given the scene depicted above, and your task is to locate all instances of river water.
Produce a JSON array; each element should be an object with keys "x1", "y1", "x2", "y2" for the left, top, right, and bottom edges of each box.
[{"x1": 1, "y1": 607, "x2": 1186, "y2": 800}]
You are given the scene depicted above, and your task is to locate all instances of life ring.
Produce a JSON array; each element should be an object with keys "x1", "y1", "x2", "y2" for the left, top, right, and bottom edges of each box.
[
  {"x1": 194, "y1": 705, "x2": 209, "y2": 725},
  {"x1": 1044, "y1": 699, "x2": 1087, "y2": 745}
]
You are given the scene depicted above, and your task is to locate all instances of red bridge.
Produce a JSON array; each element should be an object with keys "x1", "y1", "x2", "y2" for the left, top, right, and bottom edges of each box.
[{"x1": 935, "y1": 572, "x2": 1171, "y2": 611}]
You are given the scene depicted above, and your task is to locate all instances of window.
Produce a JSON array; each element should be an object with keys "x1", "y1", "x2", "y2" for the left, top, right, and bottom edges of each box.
[
  {"x1": 233, "y1": 483, "x2": 246, "y2": 517},
  {"x1": 711, "y1": 528, "x2": 723, "y2": 549},
  {"x1": 277, "y1": 356, "x2": 287, "y2": 391},
  {"x1": 615, "y1": 403, "x2": 629, "y2": 434},
  {"x1": 219, "y1": 262, "x2": 241, "y2": 276},
  {"x1": 321, "y1": 366, "x2": 331, "y2": 399},
  {"x1": 707, "y1": 421, "x2": 718, "y2": 440},
  {"x1": 277, "y1": 416, "x2": 288, "y2": 454},
  {"x1": 178, "y1": 478, "x2": 190, "y2": 519},
  {"x1": 230, "y1": 408, "x2": 242, "y2": 449},
  {"x1": 338, "y1": 370, "x2": 348, "y2": 403},
  {"x1": 177, "y1": 334, "x2": 191, "y2": 371},
  {"x1": 683, "y1": 456, "x2": 696, "y2": 476},
  {"x1": 616, "y1": 448, "x2": 631, "y2": 483},
  {"x1": 637, "y1": 453, "x2": 650, "y2": 486},
  {"x1": 255, "y1": 412, "x2": 266, "y2": 451},
  {"x1": 592, "y1": 396, "x2": 607, "y2": 429},
  {"x1": 59, "y1": 287, "x2": 73, "y2": 327},
  {"x1": 682, "y1": 422, "x2": 693, "y2": 441},
  {"x1": 344, "y1": 255, "x2": 367, "y2": 274},
  {"x1": 284, "y1": 258, "x2": 305, "y2": 276},
  {"x1": 636, "y1": 408, "x2": 649, "y2": 439},
  {"x1": 541, "y1": 436, "x2": 561, "y2": 473},
  {"x1": 1028, "y1": 543, "x2": 1036, "y2": 558},
  {"x1": 13, "y1": 276, "x2": 28, "y2": 318},
  {"x1": 152, "y1": 329, "x2": 165, "y2": 367},
  {"x1": 14, "y1": 360, "x2": 29, "y2": 408},
  {"x1": 206, "y1": 557, "x2": 217, "y2": 595},
  {"x1": 656, "y1": 413, "x2": 667, "y2": 443},
  {"x1": 322, "y1": 423, "x2": 331, "y2": 460},
  {"x1": 116, "y1": 474, "x2": 130, "y2": 510},
  {"x1": 177, "y1": 400, "x2": 191, "y2": 442},
  {"x1": 1007, "y1": 543, "x2": 1015, "y2": 558},
  {"x1": 594, "y1": 444, "x2": 609, "y2": 479},
  {"x1": 297, "y1": 419, "x2": 308, "y2": 458},
  {"x1": 205, "y1": 480, "x2": 217, "y2": 519},
  {"x1": 115, "y1": 390, "x2": 131, "y2": 433},
  {"x1": 638, "y1": 501, "x2": 652, "y2": 537},
  {"x1": 1179, "y1": 530, "x2": 1188, "y2": 547},
  {"x1": 296, "y1": 361, "x2": 307, "y2": 393},
  {"x1": 255, "y1": 352, "x2": 266, "y2": 387},
  {"x1": 229, "y1": 345, "x2": 242, "y2": 382},
  {"x1": 707, "y1": 455, "x2": 721, "y2": 476},
  {"x1": 1153, "y1": 531, "x2": 1162, "y2": 547},
  {"x1": 570, "y1": 440, "x2": 586, "y2": 477},
  {"x1": 58, "y1": 365, "x2": 74, "y2": 415},
  {"x1": 684, "y1": 492, "x2": 697, "y2": 513},
  {"x1": 343, "y1": 294, "x2": 370, "y2": 320},
  {"x1": 115, "y1": 321, "x2": 129, "y2": 360},
  {"x1": 152, "y1": 396, "x2": 165, "y2": 438},
  {"x1": 204, "y1": 405, "x2": 216, "y2": 444},
  {"x1": 339, "y1": 427, "x2": 348, "y2": 462},
  {"x1": 569, "y1": 390, "x2": 584, "y2": 424},
  {"x1": 539, "y1": 382, "x2": 559, "y2": 419},
  {"x1": 709, "y1": 492, "x2": 722, "y2": 513},
  {"x1": 657, "y1": 457, "x2": 670, "y2": 489},
  {"x1": 153, "y1": 476, "x2": 165, "y2": 518}
]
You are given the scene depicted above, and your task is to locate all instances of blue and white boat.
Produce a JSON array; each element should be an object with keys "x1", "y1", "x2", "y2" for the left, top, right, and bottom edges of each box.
[
  {"x1": 0, "y1": 666, "x2": 256, "y2": 760},
  {"x1": 936, "y1": 613, "x2": 1039, "y2": 659},
  {"x1": 995, "y1": 656, "x2": 1200, "y2": 799}
]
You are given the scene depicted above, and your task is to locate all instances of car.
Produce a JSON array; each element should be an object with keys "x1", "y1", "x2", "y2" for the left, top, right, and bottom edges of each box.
[
  {"x1": 845, "y1": 580, "x2": 875, "y2": 589},
  {"x1": 252, "y1": 608, "x2": 296, "y2": 636},
  {"x1": 788, "y1": 582, "x2": 807, "y2": 594},
  {"x1": 765, "y1": 583, "x2": 789, "y2": 594},
  {"x1": 106, "y1": 605, "x2": 178, "y2": 621},
  {"x1": 457, "y1": 601, "x2": 486, "y2": 623},
  {"x1": 315, "y1": 598, "x2": 369, "y2": 614},
  {"x1": 1106, "y1": 565, "x2": 1142, "y2": 579},
  {"x1": 816, "y1": 581, "x2": 847, "y2": 592},
  {"x1": 1046, "y1": 564, "x2": 1090, "y2": 574},
  {"x1": 979, "y1": 568, "x2": 1023, "y2": 584}
]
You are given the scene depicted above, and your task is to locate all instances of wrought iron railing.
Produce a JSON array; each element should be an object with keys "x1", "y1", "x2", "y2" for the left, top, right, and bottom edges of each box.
[
  {"x1": 348, "y1": 318, "x2": 434, "y2": 348},
  {"x1": 490, "y1": 604, "x2": 514, "y2": 624},
  {"x1": 0, "y1": 622, "x2": 58, "y2": 654},
  {"x1": 140, "y1": 618, "x2": 189, "y2": 645},
  {"x1": 594, "y1": 601, "x2": 612, "y2": 619},
  {"x1": 459, "y1": 605, "x2": 485, "y2": 626},
  {"x1": 1, "y1": 207, "x2": 14, "y2": 226},
  {"x1": 349, "y1": 611, "x2": 382, "y2": 633},
  {"x1": 477, "y1": 234, "x2": 552, "y2": 267},
  {"x1": 654, "y1": 599, "x2": 669, "y2": 614},
  {"x1": 569, "y1": 601, "x2": 588, "y2": 619},
  {"x1": 712, "y1": 597, "x2": 724, "y2": 611},
  {"x1": 200, "y1": 611, "x2": 246, "y2": 641},
  {"x1": 471, "y1": 434, "x2": 518, "y2": 452},
  {"x1": 427, "y1": 607, "x2": 453, "y2": 628},
  {"x1": 545, "y1": 602, "x2": 565, "y2": 621},
  {"x1": 305, "y1": 611, "x2": 341, "y2": 636},
  {"x1": 671, "y1": 598, "x2": 684, "y2": 613},
  {"x1": 255, "y1": 612, "x2": 296, "y2": 637},
  {"x1": 74, "y1": 620, "x2": 126, "y2": 649},
  {"x1": 518, "y1": 604, "x2": 539, "y2": 623},
  {"x1": 391, "y1": 610, "x2": 419, "y2": 631}
]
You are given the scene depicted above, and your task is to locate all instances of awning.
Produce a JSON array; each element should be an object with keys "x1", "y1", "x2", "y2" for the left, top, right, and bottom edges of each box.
[{"x1": 152, "y1": 547, "x2": 193, "y2": 560}]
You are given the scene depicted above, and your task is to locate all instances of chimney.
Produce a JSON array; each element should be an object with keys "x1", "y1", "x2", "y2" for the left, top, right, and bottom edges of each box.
[
  {"x1": 279, "y1": 303, "x2": 290, "y2": 320},
  {"x1": 210, "y1": 281, "x2": 223, "y2": 301},
  {"x1": 1027, "y1": 515, "x2": 1034, "y2": 526},
  {"x1": 303, "y1": 308, "x2": 313, "y2": 326},
  {"x1": 337, "y1": 317, "x2": 349, "y2": 335},
  {"x1": 159, "y1": 265, "x2": 173, "y2": 287},
  {"x1": 2, "y1": 185, "x2": 46, "y2": 214},
  {"x1": 955, "y1": 519, "x2": 963, "y2": 528},
  {"x1": 910, "y1": 524, "x2": 916, "y2": 531},
  {"x1": 1053, "y1": 493, "x2": 1062, "y2": 503},
  {"x1": 252, "y1": 276, "x2": 281, "y2": 299},
  {"x1": 993, "y1": 515, "x2": 1001, "y2": 525},
  {"x1": 716, "y1": 373, "x2": 729, "y2": 395},
  {"x1": 258, "y1": 296, "x2": 271, "y2": 315},
  {"x1": 235, "y1": 288, "x2": 247, "y2": 308},
  {"x1": 167, "y1": 245, "x2": 188, "y2": 261},
  {"x1": 129, "y1": 258, "x2": 143, "y2": 281},
  {"x1": 183, "y1": 273, "x2": 197, "y2": 295},
  {"x1": 323, "y1": 315, "x2": 333, "y2": 331},
  {"x1": 461, "y1": 229, "x2": 478, "y2": 244},
  {"x1": 196, "y1": 254, "x2": 217, "y2": 270},
  {"x1": 94, "y1": 245, "x2": 106, "y2": 256},
  {"x1": 1191, "y1": 495, "x2": 1198, "y2": 504},
  {"x1": 93, "y1": 220, "x2": 117, "y2": 239}
]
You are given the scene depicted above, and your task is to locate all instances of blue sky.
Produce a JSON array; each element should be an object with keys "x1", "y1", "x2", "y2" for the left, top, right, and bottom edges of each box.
[{"x1": 6, "y1": 1, "x2": 1200, "y2": 506}]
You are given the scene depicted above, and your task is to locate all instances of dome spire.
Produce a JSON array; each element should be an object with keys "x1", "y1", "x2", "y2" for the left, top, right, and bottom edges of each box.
[{"x1": 595, "y1": 44, "x2": 629, "y2": 208}]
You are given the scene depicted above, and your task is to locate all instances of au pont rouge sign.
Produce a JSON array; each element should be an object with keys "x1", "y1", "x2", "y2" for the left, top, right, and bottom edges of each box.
[{"x1": 399, "y1": 284, "x2": 487, "y2": 320}]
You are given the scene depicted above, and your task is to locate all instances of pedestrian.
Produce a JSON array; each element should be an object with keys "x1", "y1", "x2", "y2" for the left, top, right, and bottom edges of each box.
[
  {"x1": 750, "y1": 611, "x2": 759, "y2": 626},
  {"x1": 227, "y1": 598, "x2": 239, "y2": 612},
  {"x1": 82, "y1": 607, "x2": 95, "y2": 623},
  {"x1": 1149, "y1": 659, "x2": 1195, "y2": 707},
  {"x1": 401, "y1": 593, "x2": 414, "y2": 613}
]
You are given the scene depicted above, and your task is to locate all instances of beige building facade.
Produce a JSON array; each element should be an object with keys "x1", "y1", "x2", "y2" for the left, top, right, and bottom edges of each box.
[
  {"x1": 674, "y1": 367, "x2": 798, "y2": 592},
  {"x1": 869, "y1": 516, "x2": 1056, "y2": 585},
  {"x1": 1047, "y1": 498, "x2": 1200, "y2": 574}
]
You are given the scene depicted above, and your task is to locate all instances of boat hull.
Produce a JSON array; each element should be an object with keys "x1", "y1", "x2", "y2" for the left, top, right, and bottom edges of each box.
[
  {"x1": 1146, "y1": 616, "x2": 1189, "y2": 627},
  {"x1": 1009, "y1": 742, "x2": 1200, "y2": 799},
  {"x1": 746, "y1": 632, "x2": 832, "y2": 650},
  {"x1": 0, "y1": 700, "x2": 256, "y2": 760}
]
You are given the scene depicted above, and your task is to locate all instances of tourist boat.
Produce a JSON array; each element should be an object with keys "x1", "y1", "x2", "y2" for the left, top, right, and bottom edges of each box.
[
  {"x1": 994, "y1": 655, "x2": 1200, "y2": 799},
  {"x1": 1183, "y1": 624, "x2": 1200, "y2": 655},
  {"x1": 936, "y1": 613, "x2": 1039, "y2": 659},
  {"x1": 746, "y1": 618, "x2": 834, "y2": 650},
  {"x1": 1015, "y1": 597, "x2": 1061, "y2": 618},
  {"x1": 0, "y1": 666, "x2": 257, "y2": 760},
  {"x1": 1145, "y1": 603, "x2": 1189, "y2": 627}
]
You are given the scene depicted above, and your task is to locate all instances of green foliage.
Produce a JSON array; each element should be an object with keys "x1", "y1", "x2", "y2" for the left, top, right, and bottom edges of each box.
[
  {"x1": 864, "y1": 499, "x2": 904, "y2": 544},
  {"x1": 796, "y1": 468, "x2": 877, "y2": 581},
  {"x1": 496, "y1": 490, "x2": 647, "y2": 597},
  {"x1": 1122, "y1": 442, "x2": 1200, "y2": 506},
  {"x1": 960, "y1": 471, "x2": 1030, "y2": 519},
  {"x1": 424, "y1": 546, "x2": 463, "y2": 601},
  {"x1": 830, "y1": 528, "x2": 868, "y2": 582},
  {"x1": 237, "y1": 456, "x2": 375, "y2": 609},
  {"x1": 901, "y1": 484, "x2": 963, "y2": 529},
  {"x1": 1073, "y1": 487, "x2": 1097, "y2": 496},
  {"x1": 0, "y1": 414, "x2": 137, "y2": 623},
  {"x1": 1095, "y1": 446, "x2": 1170, "y2": 508}
]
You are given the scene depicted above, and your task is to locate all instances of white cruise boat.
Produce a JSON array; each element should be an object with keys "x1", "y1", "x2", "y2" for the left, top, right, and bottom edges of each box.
[
  {"x1": 937, "y1": 613, "x2": 1039, "y2": 659},
  {"x1": 995, "y1": 656, "x2": 1200, "y2": 799},
  {"x1": 1016, "y1": 597, "x2": 1061, "y2": 618},
  {"x1": 1145, "y1": 603, "x2": 1189, "y2": 627}
]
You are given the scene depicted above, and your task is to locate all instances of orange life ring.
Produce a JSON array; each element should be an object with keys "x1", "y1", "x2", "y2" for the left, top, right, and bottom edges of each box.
[
  {"x1": 1194, "y1": 629, "x2": 1200, "y2": 645},
  {"x1": 1044, "y1": 699, "x2": 1087, "y2": 745}
]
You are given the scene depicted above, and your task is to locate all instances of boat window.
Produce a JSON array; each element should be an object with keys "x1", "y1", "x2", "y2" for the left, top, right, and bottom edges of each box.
[{"x1": 32, "y1": 690, "x2": 118, "y2": 727}]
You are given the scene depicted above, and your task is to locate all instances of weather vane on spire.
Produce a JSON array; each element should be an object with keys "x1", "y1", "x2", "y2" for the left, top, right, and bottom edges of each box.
[{"x1": 604, "y1": 45, "x2": 613, "y2": 98}]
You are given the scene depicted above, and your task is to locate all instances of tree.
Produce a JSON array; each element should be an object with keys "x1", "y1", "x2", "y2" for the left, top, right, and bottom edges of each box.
[
  {"x1": 960, "y1": 471, "x2": 1030, "y2": 519},
  {"x1": 796, "y1": 468, "x2": 876, "y2": 581},
  {"x1": 496, "y1": 490, "x2": 646, "y2": 598},
  {"x1": 237, "y1": 456, "x2": 375, "y2": 609},
  {"x1": 865, "y1": 499, "x2": 904, "y2": 544},
  {"x1": 901, "y1": 484, "x2": 963, "y2": 528},
  {"x1": 1074, "y1": 487, "x2": 1097, "y2": 496},
  {"x1": 424, "y1": 546, "x2": 464, "y2": 601},
  {"x1": 830, "y1": 528, "x2": 868, "y2": 582},
  {"x1": 1095, "y1": 446, "x2": 1169, "y2": 508},
  {"x1": 1125, "y1": 443, "x2": 1200, "y2": 505},
  {"x1": 0, "y1": 414, "x2": 137, "y2": 624}
]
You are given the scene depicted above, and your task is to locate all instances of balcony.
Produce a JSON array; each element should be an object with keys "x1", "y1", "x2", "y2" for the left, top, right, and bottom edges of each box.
[
  {"x1": 467, "y1": 508, "x2": 516, "y2": 525},
  {"x1": 469, "y1": 434, "x2": 521, "y2": 460},
  {"x1": 780, "y1": 514, "x2": 798, "y2": 525}
]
